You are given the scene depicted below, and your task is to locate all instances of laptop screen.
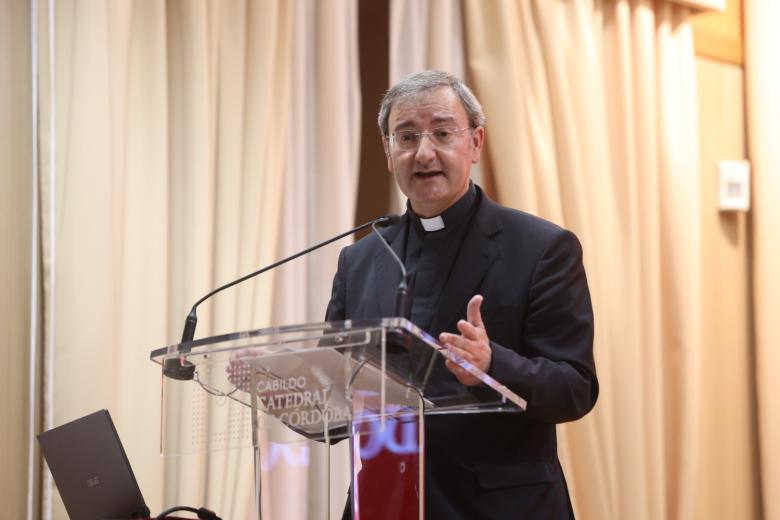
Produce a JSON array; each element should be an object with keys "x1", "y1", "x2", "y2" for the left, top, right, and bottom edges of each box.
[{"x1": 37, "y1": 409, "x2": 150, "y2": 520}]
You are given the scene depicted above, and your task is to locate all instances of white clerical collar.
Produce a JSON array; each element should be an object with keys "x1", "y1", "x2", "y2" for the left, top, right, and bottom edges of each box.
[{"x1": 419, "y1": 215, "x2": 445, "y2": 232}]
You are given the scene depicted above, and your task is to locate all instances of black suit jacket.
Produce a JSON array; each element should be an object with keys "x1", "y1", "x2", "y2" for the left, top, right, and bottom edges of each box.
[{"x1": 326, "y1": 187, "x2": 598, "y2": 519}]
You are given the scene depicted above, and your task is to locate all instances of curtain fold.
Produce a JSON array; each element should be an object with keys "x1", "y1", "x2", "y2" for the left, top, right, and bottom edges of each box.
[
  {"x1": 463, "y1": 1, "x2": 701, "y2": 518},
  {"x1": 389, "y1": 0, "x2": 466, "y2": 81},
  {"x1": 0, "y1": 1, "x2": 35, "y2": 518},
  {"x1": 745, "y1": 2, "x2": 780, "y2": 519}
]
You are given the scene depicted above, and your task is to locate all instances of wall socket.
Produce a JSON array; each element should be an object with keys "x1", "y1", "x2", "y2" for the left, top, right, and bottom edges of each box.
[{"x1": 718, "y1": 160, "x2": 751, "y2": 212}]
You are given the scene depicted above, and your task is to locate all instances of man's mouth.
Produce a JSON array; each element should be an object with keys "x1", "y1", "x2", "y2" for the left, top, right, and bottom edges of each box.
[{"x1": 414, "y1": 170, "x2": 444, "y2": 179}]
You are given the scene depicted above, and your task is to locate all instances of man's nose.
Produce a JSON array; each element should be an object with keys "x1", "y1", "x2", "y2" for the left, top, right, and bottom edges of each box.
[{"x1": 414, "y1": 133, "x2": 437, "y2": 161}]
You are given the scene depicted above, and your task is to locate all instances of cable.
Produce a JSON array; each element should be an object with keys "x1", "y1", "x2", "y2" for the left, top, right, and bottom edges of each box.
[{"x1": 155, "y1": 505, "x2": 222, "y2": 520}]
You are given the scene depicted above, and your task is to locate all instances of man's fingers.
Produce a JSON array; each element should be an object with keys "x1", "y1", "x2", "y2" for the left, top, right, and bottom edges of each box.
[
  {"x1": 439, "y1": 332, "x2": 473, "y2": 353},
  {"x1": 440, "y1": 339, "x2": 471, "y2": 361},
  {"x1": 439, "y1": 296, "x2": 492, "y2": 379},
  {"x1": 445, "y1": 359, "x2": 480, "y2": 386},
  {"x1": 467, "y1": 294, "x2": 485, "y2": 328},
  {"x1": 457, "y1": 319, "x2": 483, "y2": 340},
  {"x1": 445, "y1": 359, "x2": 468, "y2": 376}
]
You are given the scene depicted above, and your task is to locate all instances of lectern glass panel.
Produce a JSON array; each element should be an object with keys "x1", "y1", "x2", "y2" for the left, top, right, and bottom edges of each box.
[
  {"x1": 151, "y1": 318, "x2": 525, "y2": 457},
  {"x1": 151, "y1": 319, "x2": 527, "y2": 519}
]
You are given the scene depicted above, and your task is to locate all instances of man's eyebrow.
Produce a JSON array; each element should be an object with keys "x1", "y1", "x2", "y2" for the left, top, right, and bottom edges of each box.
[
  {"x1": 430, "y1": 115, "x2": 458, "y2": 124},
  {"x1": 391, "y1": 115, "x2": 460, "y2": 132},
  {"x1": 391, "y1": 119, "x2": 415, "y2": 132}
]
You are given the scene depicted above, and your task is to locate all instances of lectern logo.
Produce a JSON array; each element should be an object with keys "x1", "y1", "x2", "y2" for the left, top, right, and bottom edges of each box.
[
  {"x1": 86, "y1": 476, "x2": 100, "y2": 488},
  {"x1": 254, "y1": 375, "x2": 351, "y2": 428}
]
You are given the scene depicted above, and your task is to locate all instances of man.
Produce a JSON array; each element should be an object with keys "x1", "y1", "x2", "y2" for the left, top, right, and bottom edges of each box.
[{"x1": 326, "y1": 70, "x2": 598, "y2": 519}]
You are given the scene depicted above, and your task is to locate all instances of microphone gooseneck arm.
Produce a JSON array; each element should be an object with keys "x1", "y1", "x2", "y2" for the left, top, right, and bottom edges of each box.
[
  {"x1": 165, "y1": 213, "x2": 401, "y2": 381},
  {"x1": 180, "y1": 214, "x2": 401, "y2": 343},
  {"x1": 370, "y1": 219, "x2": 413, "y2": 319}
]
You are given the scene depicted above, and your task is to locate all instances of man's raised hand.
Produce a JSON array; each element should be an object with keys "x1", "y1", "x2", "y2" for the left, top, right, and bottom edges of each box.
[{"x1": 439, "y1": 294, "x2": 492, "y2": 386}]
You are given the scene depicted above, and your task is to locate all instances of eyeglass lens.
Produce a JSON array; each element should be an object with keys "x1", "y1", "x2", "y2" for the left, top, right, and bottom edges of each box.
[{"x1": 392, "y1": 127, "x2": 469, "y2": 151}]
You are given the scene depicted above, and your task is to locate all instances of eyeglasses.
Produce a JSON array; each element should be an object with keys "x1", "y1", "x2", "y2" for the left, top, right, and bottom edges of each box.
[{"x1": 388, "y1": 126, "x2": 472, "y2": 152}]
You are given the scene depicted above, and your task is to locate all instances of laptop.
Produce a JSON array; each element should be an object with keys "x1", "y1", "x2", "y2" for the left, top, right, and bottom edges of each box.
[{"x1": 37, "y1": 409, "x2": 151, "y2": 520}]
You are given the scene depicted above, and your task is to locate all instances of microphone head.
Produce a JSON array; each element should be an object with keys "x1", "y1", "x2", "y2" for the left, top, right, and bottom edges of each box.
[{"x1": 375, "y1": 213, "x2": 402, "y2": 227}]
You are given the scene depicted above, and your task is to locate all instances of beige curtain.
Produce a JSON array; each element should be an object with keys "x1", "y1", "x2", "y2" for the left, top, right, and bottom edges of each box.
[
  {"x1": 0, "y1": 1, "x2": 36, "y2": 519},
  {"x1": 36, "y1": 2, "x2": 169, "y2": 517},
  {"x1": 35, "y1": 1, "x2": 359, "y2": 519},
  {"x1": 161, "y1": 2, "x2": 291, "y2": 517},
  {"x1": 745, "y1": 2, "x2": 780, "y2": 519},
  {"x1": 463, "y1": 1, "x2": 701, "y2": 518},
  {"x1": 275, "y1": 1, "x2": 360, "y2": 517},
  {"x1": 389, "y1": 0, "x2": 466, "y2": 82}
]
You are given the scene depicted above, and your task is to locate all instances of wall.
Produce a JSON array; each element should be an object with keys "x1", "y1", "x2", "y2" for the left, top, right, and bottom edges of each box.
[
  {"x1": 691, "y1": 1, "x2": 761, "y2": 518},
  {"x1": 693, "y1": 56, "x2": 761, "y2": 520}
]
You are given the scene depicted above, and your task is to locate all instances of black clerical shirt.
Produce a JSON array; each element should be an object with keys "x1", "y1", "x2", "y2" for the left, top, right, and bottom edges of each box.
[{"x1": 403, "y1": 182, "x2": 478, "y2": 332}]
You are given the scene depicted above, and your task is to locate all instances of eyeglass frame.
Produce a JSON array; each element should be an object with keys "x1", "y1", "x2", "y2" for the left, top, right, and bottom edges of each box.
[{"x1": 384, "y1": 126, "x2": 475, "y2": 153}]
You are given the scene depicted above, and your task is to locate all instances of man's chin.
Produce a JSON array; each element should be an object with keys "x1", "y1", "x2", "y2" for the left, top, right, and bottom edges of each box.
[{"x1": 409, "y1": 194, "x2": 454, "y2": 217}]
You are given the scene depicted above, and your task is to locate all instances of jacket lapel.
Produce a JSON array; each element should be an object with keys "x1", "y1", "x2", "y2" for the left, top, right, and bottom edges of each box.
[
  {"x1": 429, "y1": 193, "x2": 502, "y2": 335},
  {"x1": 373, "y1": 214, "x2": 408, "y2": 318}
]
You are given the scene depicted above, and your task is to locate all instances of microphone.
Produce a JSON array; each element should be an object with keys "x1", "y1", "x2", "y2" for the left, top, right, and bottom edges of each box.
[
  {"x1": 164, "y1": 214, "x2": 401, "y2": 380},
  {"x1": 370, "y1": 217, "x2": 412, "y2": 320}
]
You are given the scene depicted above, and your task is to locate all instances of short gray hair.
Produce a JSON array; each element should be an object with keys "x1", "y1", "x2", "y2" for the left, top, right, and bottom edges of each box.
[{"x1": 377, "y1": 70, "x2": 486, "y2": 136}]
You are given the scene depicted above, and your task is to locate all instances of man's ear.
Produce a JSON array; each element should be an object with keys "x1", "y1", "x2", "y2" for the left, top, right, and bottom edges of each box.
[
  {"x1": 383, "y1": 137, "x2": 395, "y2": 172},
  {"x1": 470, "y1": 126, "x2": 485, "y2": 164}
]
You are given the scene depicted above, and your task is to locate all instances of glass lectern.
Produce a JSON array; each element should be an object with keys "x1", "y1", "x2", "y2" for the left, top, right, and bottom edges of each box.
[{"x1": 150, "y1": 318, "x2": 526, "y2": 520}]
